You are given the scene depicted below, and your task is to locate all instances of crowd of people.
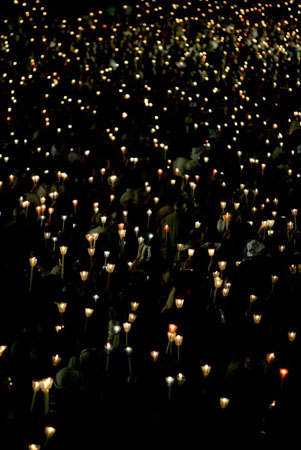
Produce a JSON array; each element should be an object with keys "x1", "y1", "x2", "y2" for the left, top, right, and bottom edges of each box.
[{"x1": 0, "y1": 0, "x2": 300, "y2": 447}]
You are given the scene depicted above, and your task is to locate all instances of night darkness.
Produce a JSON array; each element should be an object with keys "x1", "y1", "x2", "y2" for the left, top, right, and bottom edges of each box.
[{"x1": 0, "y1": 0, "x2": 300, "y2": 448}]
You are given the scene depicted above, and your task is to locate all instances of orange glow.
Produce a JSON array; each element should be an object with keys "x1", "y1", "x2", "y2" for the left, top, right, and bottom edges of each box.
[
  {"x1": 168, "y1": 324, "x2": 178, "y2": 334},
  {"x1": 279, "y1": 368, "x2": 289, "y2": 379}
]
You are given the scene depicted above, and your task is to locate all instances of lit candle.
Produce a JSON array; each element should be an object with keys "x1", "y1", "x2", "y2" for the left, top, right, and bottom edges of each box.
[
  {"x1": 104, "y1": 251, "x2": 110, "y2": 267},
  {"x1": 223, "y1": 212, "x2": 231, "y2": 230},
  {"x1": 176, "y1": 243, "x2": 183, "y2": 261},
  {"x1": 177, "y1": 373, "x2": 185, "y2": 385},
  {"x1": 104, "y1": 342, "x2": 113, "y2": 372},
  {"x1": 219, "y1": 397, "x2": 230, "y2": 409},
  {"x1": 288, "y1": 331, "x2": 297, "y2": 342},
  {"x1": 291, "y1": 209, "x2": 298, "y2": 230},
  {"x1": 165, "y1": 376, "x2": 175, "y2": 401},
  {"x1": 146, "y1": 209, "x2": 152, "y2": 229},
  {"x1": 86, "y1": 234, "x2": 93, "y2": 248},
  {"x1": 31, "y1": 380, "x2": 40, "y2": 412},
  {"x1": 29, "y1": 256, "x2": 37, "y2": 293},
  {"x1": 220, "y1": 201, "x2": 226, "y2": 213},
  {"x1": 131, "y1": 302, "x2": 139, "y2": 312},
  {"x1": 84, "y1": 308, "x2": 94, "y2": 332},
  {"x1": 72, "y1": 199, "x2": 78, "y2": 214},
  {"x1": 175, "y1": 334, "x2": 183, "y2": 360},
  {"x1": 188, "y1": 248, "x2": 195, "y2": 258},
  {"x1": 266, "y1": 353, "x2": 276, "y2": 364},
  {"x1": 150, "y1": 350, "x2": 159, "y2": 363},
  {"x1": 279, "y1": 368, "x2": 289, "y2": 390},
  {"x1": 253, "y1": 314, "x2": 262, "y2": 324},
  {"x1": 44, "y1": 426, "x2": 56, "y2": 447},
  {"x1": 123, "y1": 322, "x2": 132, "y2": 346},
  {"x1": 88, "y1": 247, "x2": 95, "y2": 269},
  {"x1": 166, "y1": 324, "x2": 177, "y2": 354},
  {"x1": 59, "y1": 246, "x2": 68, "y2": 280},
  {"x1": 106, "y1": 264, "x2": 115, "y2": 289},
  {"x1": 101, "y1": 215, "x2": 107, "y2": 231},
  {"x1": 175, "y1": 298, "x2": 184, "y2": 309},
  {"x1": 128, "y1": 313, "x2": 137, "y2": 323},
  {"x1": 100, "y1": 168, "x2": 106, "y2": 182},
  {"x1": 163, "y1": 224, "x2": 169, "y2": 243},
  {"x1": 52, "y1": 354, "x2": 61, "y2": 367},
  {"x1": 0, "y1": 345, "x2": 7, "y2": 357},
  {"x1": 201, "y1": 364, "x2": 211, "y2": 378},
  {"x1": 125, "y1": 346, "x2": 133, "y2": 378},
  {"x1": 213, "y1": 277, "x2": 223, "y2": 302},
  {"x1": 61, "y1": 215, "x2": 67, "y2": 232},
  {"x1": 218, "y1": 261, "x2": 227, "y2": 276},
  {"x1": 40, "y1": 377, "x2": 53, "y2": 415}
]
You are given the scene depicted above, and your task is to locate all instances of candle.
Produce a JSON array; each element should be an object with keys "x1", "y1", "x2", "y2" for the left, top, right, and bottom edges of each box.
[
  {"x1": 88, "y1": 247, "x2": 95, "y2": 269},
  {"x1": 220, "y1": 201, "x2": 226, "y2": 213},
  {"x1": 44, "y1": 426, "x2": 56, "y2": 447},
  {"x1": 61, "y1": 215, "x2": 67, "y2": 232},
  {"x1": 163, "y1": 224, "x2": 169, "y2": 243},
  {"x1": 72, "y1": 199, "x2": 78, "y2": 214},
  {"x1": 175, "y1": 334, "x2": 183, "y2": 360},
  {"x1": 218, "y1": 260, "x2": 227, "y2": 275},
  {"x1": 31, "y1": 380, "x2": 41, "y2": 412},
  {"x1": 201, "y1": 364, "x2": 211, "y2": 378},
  {"x1": 146, "y1": 209, "x2": 152, "y2": 229},
  {"x1": 80, "y1": 270, "x2": 89, "y2": 294},
  {"x1": 188, "y1": 248, "x2": 195, "y2": 258},
  {"x1": 266, "y1": 353, "x2": 276, "y2": 364},
  {"x1": 84, "y1": 308, "x2": 94, "y2": 332},
  {"x1": 59, "y1": 246, "x2": 68, "y2": 280},
  {"x1": 177, "y1": 373, "x2": 185, "y2": 385},
  {"x1": 40, "y1": 377, "x2": 53, "y2": 415},
  {"x1": 208, "y1": 248, "x2": 215, "y2": 258},
  {"x1": 101, "y1": 215, "x2": 107, "y2": 231},
  {"x1": 176, "y1": 243, "x2": 183, "y2": 261},
  {"x1": 175, "y1": 298, "x2": 184, "y2": 309},
  {"x1": 213, "y1": 277, "x2": 223, "y2": 302},
  {"x1": 130, "y1": 302, "x2": 139, "y2": 312},
  {"x1": 52, "y1": 354, "x2": 61, "y2": 367},
  {"x1": 128, "y1": 313, "x2": 137, "y2": 323},
  {"x1": 223, "y1": 212, "x2": 231, "y2": 229},
  {"x1": 288, "y1": 331, "x2": 297, "y2": 342},
  {"x1": 279, "y1": 368, "x2": 289, "y2": 390},
  {"x1": 219, "y1": 397, "x2": 230, "y2": 409},
  {"x1": 291, "y1": 209, "x2": 298, "y2": 230},
  {"x1": 125, "y1": 346, "x2": 133, "y2": 378},
  {"x1": 253, "y1": 314, "x2": 262, "y2": 324},
  {"x1": 104, "y1": 342, "x2": 113, "y2": 372},
  {"x1": 29, "y1": 256, "x2": 37, "y2": 293},
  {"x1": 150, "y1": 350, "x2": 159, "y2": 363},
  {"x1": 86, "y1": 234, "x2": 93, "y2": 248},
  {"x1": 112, "y1": 325, "x2": 121, "y2": 348},
  {"x1": 165, "y1": 376, "x2": 175, "y2": 401},
  {"x1": 123, "y1": 322, "x2": 132, "y2": 346},
  {"x1": 100, "y1": 168, "x2": 106, "y2": 182}
]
